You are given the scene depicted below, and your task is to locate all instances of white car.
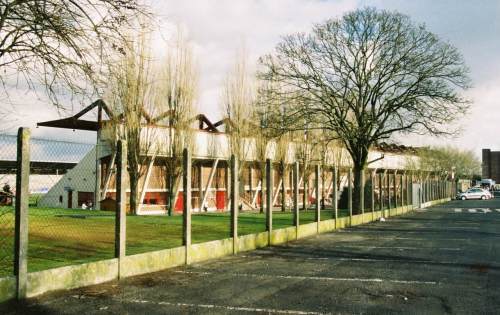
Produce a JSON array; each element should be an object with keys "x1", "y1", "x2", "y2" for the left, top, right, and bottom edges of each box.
[{"x1": 456, "y1": 188, "x2": 493, "y2": 200}]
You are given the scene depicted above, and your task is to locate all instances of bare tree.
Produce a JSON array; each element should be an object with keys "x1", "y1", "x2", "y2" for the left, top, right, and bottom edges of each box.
[
  {"x1": 157, "y1": 38, "x2": 197, "y2": 216},
  {"x1": 0, "y1": 0, "x2": 148, "y2": 107},
  {"x1": 259, "y1": 7, "x2": 470, "y2": 212},
  {"x1": 221, "y1": 53, "x2": 256, "y2": 208},
  {"x1": 105, "y1": 30, "x2": 197, "y2": 215},
  {"x1": 105, "y1": 30, "x2": 156, "y2": 214}
]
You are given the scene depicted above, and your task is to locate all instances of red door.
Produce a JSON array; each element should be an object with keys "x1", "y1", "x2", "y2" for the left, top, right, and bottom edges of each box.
[
  {"x1": 216, "y1": 191, "x2": 225, "y2": 210},
  {"x1": 174, "y1": 192, "x2": 183, "y2": 213}
]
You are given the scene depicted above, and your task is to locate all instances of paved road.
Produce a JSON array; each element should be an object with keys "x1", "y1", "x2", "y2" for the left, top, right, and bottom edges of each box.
[{"x1": 3, "y1": 199, "x2": 500, "y2": 314}]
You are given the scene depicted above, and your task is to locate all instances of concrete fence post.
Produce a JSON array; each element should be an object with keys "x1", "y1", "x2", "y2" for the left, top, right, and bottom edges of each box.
[
  {"x1": 315, "y1": 165, "x2": 320, "y2": 231},
  {"x1": 280, "y1": 161, "x2": 286, "y2": 212},
  {"x1": 401, "y1": 174, "x2": 405, "y2": 210},
  {"x1": 266, "y1": 159, "x2": 273, "y2": 245},
  {"x1": 405, "y1": 174, "x2": 408, "y2": 209},
  {"x1": 348, "y1": 168, "x2": 352, "y2": 225},
  {"x1": 333, "y1": 167, "x2": 338, "y2": 227},
  {"x1": 115, "y1": 140, "x2": 127, "y2": 277},
  {"x1": 423, "y1": 179, "x2": 427, "y2": 203},
  {"x1": 14, "y1": 127, "x2": 30, "y2": 299},
  {"x1": 393, "y1": 172, "x2": 398, "y2": 212},
  {"x1": 429, "y1": 179, "x2": 432, "y2": 201},
  {"x1": 371, "y1": 171, "x2": 375, "y2": 222},
  {"x1": 431, "y1": 179, "x2": 434, "y2": 201},
  {"x1": 230, "y1": 155, "x2": 238, "y2": 254},
  {"x1": 183, "y1": 148, "x2": 192, "y2": 264},
  {"x1": 387, "y1": 172, "x2": 391, "y2": 211},
  {"x1": 409, "y1": 174, "x2": 413, "y2": 209},
  {"x1": 293, "y1": 162, "x2": 299, "y2": 236},
  {"x1": 302, "y1": 169, "x2": 307, "y2": 211},
  {"x1": 379, "y1": 172, "x2": 384, "y2": 216},
  {"x1": 360, "y1": 169, "x2": 365, "y2": 219},
  {"x1": 427, "y1": 179, "x2": 430, "y2": 202},
  {"x1": 434, "y1": 179, "x2": 437, "y2": 200}
]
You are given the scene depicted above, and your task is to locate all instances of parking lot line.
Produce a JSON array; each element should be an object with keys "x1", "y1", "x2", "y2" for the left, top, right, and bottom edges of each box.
[
  {"x1": 333, "y1": 245, "x2": 461, "y2": 251},
  {"x1": 125, "y1": 299, "x2": 331, "y2": 315},
  {"x1": 174, "y1": 270, "x2": 439, "y2": 285}
]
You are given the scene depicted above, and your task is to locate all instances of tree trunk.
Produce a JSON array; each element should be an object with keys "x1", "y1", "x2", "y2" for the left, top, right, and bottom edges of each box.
[
  {"x1": 129, "y1": 170, "x2": 138, "y2": 215},
  {"x1": 303, "y1": 180, "x2": 308, "y2": 210},
  {"x1": 352, "y1": 166, "x2": 363, "y2": 215},
  {"x1": 351, "y1": 148, "x2": 369, "y2": 215},
  {"x1": 260, "y1": 162, "x2": 265, "y2": 213},
  {"x1": 167, "y1": 176, "x2": 175, "y2": 216}
]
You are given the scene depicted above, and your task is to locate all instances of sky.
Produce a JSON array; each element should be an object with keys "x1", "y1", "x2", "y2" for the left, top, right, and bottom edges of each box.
[{"x1": 1, "y1": 0, "x2": 499, "y2": 158}]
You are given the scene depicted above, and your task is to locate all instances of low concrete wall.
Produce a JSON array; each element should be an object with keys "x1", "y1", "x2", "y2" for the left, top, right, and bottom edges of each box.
[
  {"x1": 318, "y1": 219, "x2": 336, "y2": 234},
  {"x1": 297, "y1": 222, "x2": 317, "y2": 239},
  {"x1": 190, "y1": 238, "x2": 233, "y2": 264},
  {"x1": 27, "y1": 258, "x2": 118, "y2": 298},
  {"x1": 336, "y1": 217, "x2": 349, "y2": 229},
  {"x1": 0, "y1": 276, "x2": 15, "y2": 303},
  {"x1": 238, "y1": 232, "x2": 269, "y2": 252},
  {"x1": 271, "y1": 226, "x2": 297, "y2": 245},
  {"x1": 120, "y1": 246, "x2": 185, "y2": 278},
  {"x1": 351, "y1": 214, "x2": 364, "y2": 226},
  {"x1": 422, "y1": 198, "x2": 451, "y2": 208}
]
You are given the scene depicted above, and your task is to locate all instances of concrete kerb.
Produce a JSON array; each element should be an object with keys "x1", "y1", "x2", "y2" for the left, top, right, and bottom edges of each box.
[{"x1": 0, "y1": 197, "x2": 452, "y2": 301}]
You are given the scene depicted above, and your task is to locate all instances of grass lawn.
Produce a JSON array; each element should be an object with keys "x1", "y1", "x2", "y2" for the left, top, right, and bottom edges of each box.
[{"x1": 0, "y1": 205, "x2": 355, "y2": 275}]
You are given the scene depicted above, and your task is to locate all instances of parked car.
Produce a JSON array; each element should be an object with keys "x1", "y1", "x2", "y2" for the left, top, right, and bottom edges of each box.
[{"x1": 456, "y1": 188, "x2": 493, "y2": 200}]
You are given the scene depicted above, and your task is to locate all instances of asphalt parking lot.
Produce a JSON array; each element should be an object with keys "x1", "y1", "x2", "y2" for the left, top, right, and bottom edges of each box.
[{"x1": 2, "y1": 199, "x2": 500, "y2": 314}]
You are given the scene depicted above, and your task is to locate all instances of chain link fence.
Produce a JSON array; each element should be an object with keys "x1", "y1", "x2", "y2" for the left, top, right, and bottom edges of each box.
[
  {"x1": 1, "y1": 130, "x2": 441, "y2": 281},
  {"x1": 0, "y1": 134, "x2": 16, "y2": 277}
]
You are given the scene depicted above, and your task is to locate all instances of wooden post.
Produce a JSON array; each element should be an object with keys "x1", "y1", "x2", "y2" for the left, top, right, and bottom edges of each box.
[
  {"x1": 266, "y1": 159, "x2": 273, "y2": 245},
  {"x1": 14, "y1": 127, "x2": 30, "y2": 299},
  {"x1": 115, "y1": 140, "x2": 127, "y2": 277},
  {"x1": 348, "y1": 168, "x2": 352, "y2": 225},
  {"x1": 293, "y1": 162, "x2": 299, "y2": 231},
  {"x1": 230, "y1": 155, "x2": 238, "y2": 254},
  {"x1": 183, "y1": 148, "x2": 192, "y2": 264},
  {"x1": 315, "y1": 165, "x2": 320, "y2": 231}
]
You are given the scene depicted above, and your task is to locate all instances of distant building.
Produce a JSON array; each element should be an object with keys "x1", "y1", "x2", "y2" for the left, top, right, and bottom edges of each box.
[
  {"x1": 37, "y1": 99, "x2": 423, "y2": 214},
  {"x1": 482, "y1": 149, "x2": 500, "y2": 182}
]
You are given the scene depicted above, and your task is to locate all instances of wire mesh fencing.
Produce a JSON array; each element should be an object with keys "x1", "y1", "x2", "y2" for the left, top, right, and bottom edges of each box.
[
  {"x1": 1, "y1": 128, "x2": 455, "y2": 281},
  {"x1": 24, "y1": 137, "x2": 115, "y2": 272},
  {"x1": 0, "y1": 134, "x2": 16, "y2": 277}
]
